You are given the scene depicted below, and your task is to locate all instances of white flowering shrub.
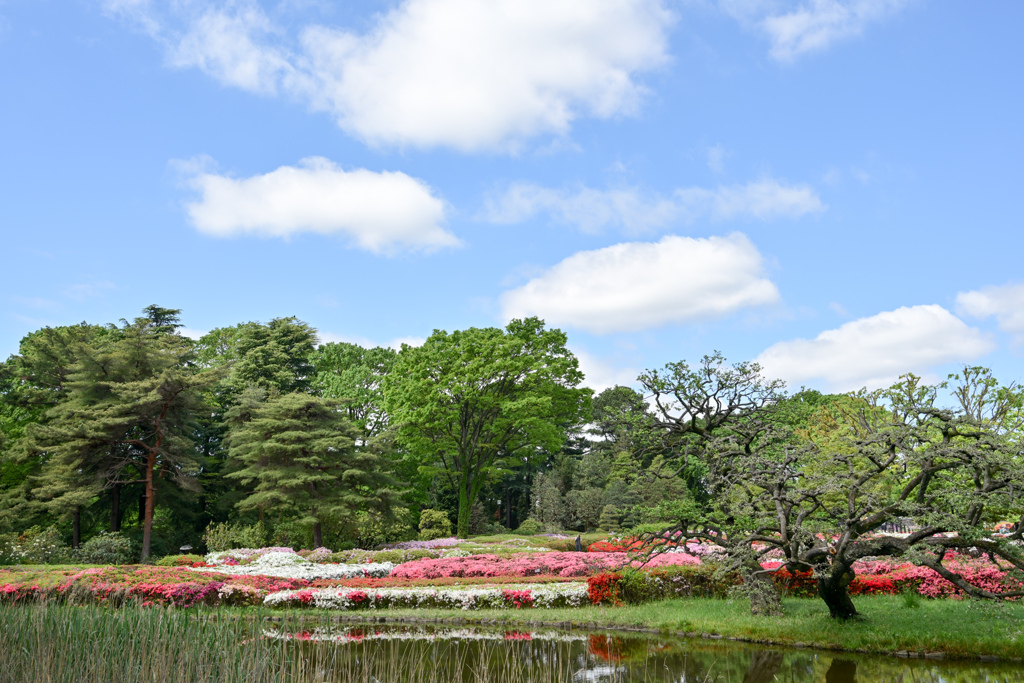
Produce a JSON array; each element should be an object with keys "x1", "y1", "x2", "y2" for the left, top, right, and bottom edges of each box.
[
  {"x1": 0, "y1": 527, "x2": 71, "y2": 565},
  {"x1": 198, "y1": 549, "x2": 393, "y2": 580},
  {"x1": 264, "y1": 582, "x2": 589, "y2": 610}
]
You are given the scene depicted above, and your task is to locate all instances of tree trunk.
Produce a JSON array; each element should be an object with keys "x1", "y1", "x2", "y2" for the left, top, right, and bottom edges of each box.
[
  {"x1": 312, "y1": 520, "x2": 323, "y2": 549},
  {"x1": 742, "y1": 651, "x2": 784, "y2": 683},
  {"x1": 110, "y1": 484, "x2": 120, "y2": 533},
  {"x1": 138, "y1": 490, "x2": 146, "y2": 528},
  {"x1": 824, "y1": 658, "x2": 857, "y2": 682},
  {"x1": 71, "y1": 507, "x2": 81, "y2": 549},
  {"x1": 817, "y1": 565, "x2": 859, "y2": 619},
  {"x1": 456, "y1": 482, "x2": 471, "y2": 538},
  {"x1": 140, "y1": 450, "x2": 157, "y2": 561},
  {"x1": 743, "y1": 561, "x2": 783, "y2": 616}
]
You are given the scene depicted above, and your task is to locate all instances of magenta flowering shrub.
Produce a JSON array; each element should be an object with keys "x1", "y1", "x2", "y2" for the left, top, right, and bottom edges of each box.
[
  {"x1": 766, "y1": 553, "x2": 1024, "y2": 599},
  {"x1": 389, "y1": 551, "x2": 702, "y2": 579},
  {"x1": 385, "y1": 538, "x2": 462, "y2": 550}
]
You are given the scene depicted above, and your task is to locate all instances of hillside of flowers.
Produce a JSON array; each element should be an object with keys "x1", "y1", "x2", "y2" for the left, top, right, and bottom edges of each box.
[{"x1": 2, "y1": 536, "x2": 1021, "y2": 610}]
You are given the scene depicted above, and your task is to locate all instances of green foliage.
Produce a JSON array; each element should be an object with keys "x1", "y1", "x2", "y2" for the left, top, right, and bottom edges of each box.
[
  {"x1": 514, "y1": 518, "x2": 542, "y2": 536},
  {"x1": 597, "y1": 504, "x2": 622, "y2": 533},
  {"x1": 227, "y1": 318, "x2": 317, "y2": 395},
  {"x1": 74, "y1": 532, "x2": 135, "y2": 565},
  {"x1": 418, "y1": 509, "x2": 453, "y2": 541},
  {"x1": 385, "y1": 317, "x2": 591, "y2": 538},
  {"x1": 202, "y1": 521, "x2": 268, "y2": 553},
  {"x1": 310, "y1": 342, "x2": 396, "y2": 440},
  {"x1": 0, "y1": 526, "x2": 71, "y2": 565},
  {"x1": 155, "y1": 554, "x2": 205, "y2": 567},
  {"x1": 227, "y1": 392, "x2": 400, "y2": 547},
  {"x1": 612, "y1": 565, "x2": 737, "y2": 604}
]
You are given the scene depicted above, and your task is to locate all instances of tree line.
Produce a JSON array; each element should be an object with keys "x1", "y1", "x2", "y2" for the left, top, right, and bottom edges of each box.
[{"x1": 2, "y1": 305, "x2": 1023, "y2": 619}]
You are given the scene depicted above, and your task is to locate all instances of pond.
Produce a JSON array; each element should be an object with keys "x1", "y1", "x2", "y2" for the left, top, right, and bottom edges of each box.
[{"x1": 262, "y1": 622, "x2": 1024, "y2": 682}]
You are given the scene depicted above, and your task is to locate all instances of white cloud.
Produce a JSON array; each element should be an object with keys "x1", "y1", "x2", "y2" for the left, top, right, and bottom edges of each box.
[
  {"x1": 755, "y1": 305, "x2": 994, "y2": 392},
  {"x1": 956, "y1": 283, "x2": 1024, "y2": 342},
  {"x1": 103, "y1": 0, "x2": 674, "y2": 152},
  {"x1": 572, "y1": 347, "x2": 640, "y2": 393},
  {"x1": 501, "y1": 233, "x2": 779, "y2": 334},
  {"x1": 720, "y1": 0, "x2": 912, "y2": 62},
  {"x1": 318, "y1": 331, "x2": 426, "y2": 350},
  {"x1": 178, "y1": 327, "x2": 208, "y2": 340},
  {"x1": 483, "y1": 178, "x2": 824, "y2": 234},
  {"x1": 168, "y1": 5, "x2": 296, "y2": 95},
  {"x1": 183, "y1": 157, "x2": 458, "y2": 254}
]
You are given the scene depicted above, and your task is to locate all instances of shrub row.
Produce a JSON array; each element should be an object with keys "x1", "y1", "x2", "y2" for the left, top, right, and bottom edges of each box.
[{"x1": 586, "y1": 564, "x2": 738, "y2": 605}]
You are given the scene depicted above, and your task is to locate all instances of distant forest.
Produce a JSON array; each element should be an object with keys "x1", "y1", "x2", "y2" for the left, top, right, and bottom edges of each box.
[{"x1": 2, "y1": 305, "x2": 1018, "y2": 569}]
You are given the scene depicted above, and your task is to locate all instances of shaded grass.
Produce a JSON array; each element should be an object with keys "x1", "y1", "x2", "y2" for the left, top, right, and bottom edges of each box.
[{"x1": 271, "y1": 596, "x2": 1024, "y2": 659}]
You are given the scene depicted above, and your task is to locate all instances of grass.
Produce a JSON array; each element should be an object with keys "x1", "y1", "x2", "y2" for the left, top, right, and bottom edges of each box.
[
  {"x1": 3, "y1": 599, "x2": 1024, "y2": 681},
  {"x1": 267, "y1": 595, "x2": 1024, "y2": 660},
  {"x1": 0, "y1": 604, "x2": 692, "y2": 683}
]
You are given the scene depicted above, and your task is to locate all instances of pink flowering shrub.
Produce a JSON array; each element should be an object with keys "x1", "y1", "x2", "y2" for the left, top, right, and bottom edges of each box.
[
  {"x1": 768, "y1": 554, "x2": 1024, "y2": 599},
  {"x1": 0, "y1": 565, "x2": 316, "y2": 607},
  {"x1": 389, "y1": 552, "x2": 701, "y2": 579}
]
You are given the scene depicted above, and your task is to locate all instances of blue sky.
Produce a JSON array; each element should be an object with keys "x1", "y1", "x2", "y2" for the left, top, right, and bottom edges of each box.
[{"x1": 2, "y1": 0, "x2": 1023, "y2": 394}]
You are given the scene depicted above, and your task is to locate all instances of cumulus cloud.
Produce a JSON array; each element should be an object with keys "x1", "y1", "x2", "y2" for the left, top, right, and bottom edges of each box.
[
  {"x1": 501, "y1": 233, "x2": 779, "y2": 334},
  {"x1": 755, "y1": 305, "x2": 994, "y2": 392},
  {"x1": 571, "y1": 347, "x2": 640, "y2": 393},
  {"x1": 103, "y1": 0, "x2": 673, "y2": 151},
  {"x1": 956, "y1": 283, "x2": 1024, "y2": 342},
  {"x1": 183, "y1": 157, "x2": 458, "y2": 254},
  {"x1": 483, "y1": 179, "x2": 824, "y2": 233},
  {"x1": 720, "y1": 0, "x2": 912, "y2": 62}
]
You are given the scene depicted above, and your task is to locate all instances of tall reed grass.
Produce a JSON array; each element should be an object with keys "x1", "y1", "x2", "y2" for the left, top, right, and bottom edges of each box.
[{"x1": 0, "y1": 604, "x2": 668, "y2": 682}]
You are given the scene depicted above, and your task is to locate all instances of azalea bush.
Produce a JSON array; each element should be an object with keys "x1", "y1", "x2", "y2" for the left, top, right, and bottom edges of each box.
[
  {"x1": 199, "y1": 550, "x2": 393, "y2": 581},
  {"x1": 389, "y1": 551, "x2": 701, "y2": 580},
  {"x1": 264, "y1": 582, "x2": 589, "y2": 610},
  {"x1": 586, "y1": 565, "x2": 737, "y2": 606},
  {"x1": 768, "y1": 555, "x2": 1024, "y2": 599},
  {"x1": 0, "y1": 565, "x2": 315, "y2": 608}
]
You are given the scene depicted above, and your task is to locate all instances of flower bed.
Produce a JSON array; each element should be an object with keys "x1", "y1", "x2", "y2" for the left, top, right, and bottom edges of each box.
[
  {"x1": 0, "y1": 565, "x2": 317, "y2": 608},
  {"x1": 383, "y1": 537, "x2": 463, "y2": 550},
  {"x1": 197, "y1": 550, "x2": 393, "y2": 580},
  {"x1": 389, "y1": 551, "x2": 700, "y2": 580},
  {"x1": 264, "y1": 582, "x2": 589, "y2": 610},
  {"x1": 768, "y1": 555, "x2": 1024, "y2": 599}
]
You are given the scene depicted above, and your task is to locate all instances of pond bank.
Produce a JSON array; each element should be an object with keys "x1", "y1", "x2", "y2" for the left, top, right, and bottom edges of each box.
[{"x1": 253, "y1": 595, "x2": 1024, "y2": 662}]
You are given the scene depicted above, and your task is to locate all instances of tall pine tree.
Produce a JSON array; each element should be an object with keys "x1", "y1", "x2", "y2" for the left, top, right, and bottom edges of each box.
[{"x1": 226, "y1": 392, "x2": 399, "y2": 548}]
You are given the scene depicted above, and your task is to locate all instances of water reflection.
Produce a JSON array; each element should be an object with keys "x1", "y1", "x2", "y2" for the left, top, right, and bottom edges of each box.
[{"x1": 262, "y1": 623, "x2": 1024, "y2": 682}]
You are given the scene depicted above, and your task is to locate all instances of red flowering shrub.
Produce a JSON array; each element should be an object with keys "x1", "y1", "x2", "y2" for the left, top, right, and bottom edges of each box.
[
  {"x1": 586, "y1": 573, "x2": 622, "y2": 605},
  {"x1": 502, "y1": 589, "x2": 534, "y2": 608}
]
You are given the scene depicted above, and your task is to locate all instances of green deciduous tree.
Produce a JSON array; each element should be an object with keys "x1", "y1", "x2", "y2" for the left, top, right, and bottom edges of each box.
[
  {"x1": 311, "y1": 342, "x2": 397, "y2": 442},
  {"x1": 384, "y1": 318, "x2": 591, "y2": 538},
  {"x1": 226, "y1": 392, "x2": 400, "y2": 548}
]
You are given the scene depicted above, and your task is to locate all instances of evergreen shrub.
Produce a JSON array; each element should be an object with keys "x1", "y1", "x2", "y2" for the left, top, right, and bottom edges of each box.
[
  {"x1": 155, "y1": 554, "x2": 206, "y2": 567},
  {"x1": 203, "y1": 521, "x2": 268, "y2": 552},
  {"x1": 514, "y1": 518, "x2": 543, "y2": 536},
  {"x1": 418, "y1": 509, "x2": 453, "y2": 541},
  {"x1": 75, "y1": 532, "x2": 135, "y2": 565}
]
